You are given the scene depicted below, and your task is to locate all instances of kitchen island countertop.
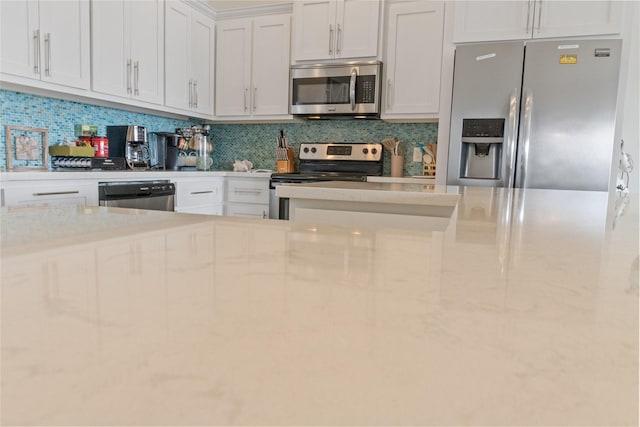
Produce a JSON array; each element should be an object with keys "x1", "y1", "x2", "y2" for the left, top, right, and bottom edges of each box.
[{"x1": 1, "y1": 186, "x2": 637, "y2": 426}]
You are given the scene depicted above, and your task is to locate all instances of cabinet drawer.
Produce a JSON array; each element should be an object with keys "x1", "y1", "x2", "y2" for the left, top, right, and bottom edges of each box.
[
  {"x1": 226, "y1": 179, "x2": 269, "y2": 204},
  {"x1": 2, "y1": 180, "x2": 98, "y2": 207},
  {"x1": 176, "y1": 204, "x2": 223, "y2": 216},
  {"x1": 175, "y1": 179, "x2": 223, "y2": 209},
  {"x1": 225, "y1": 203, "x2": 268, "y2": 219}
]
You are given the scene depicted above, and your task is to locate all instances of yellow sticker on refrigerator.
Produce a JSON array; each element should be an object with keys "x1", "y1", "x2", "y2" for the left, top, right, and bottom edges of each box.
[{"x1": 560, "y1": 54, "x2": 578, "y2": 64}]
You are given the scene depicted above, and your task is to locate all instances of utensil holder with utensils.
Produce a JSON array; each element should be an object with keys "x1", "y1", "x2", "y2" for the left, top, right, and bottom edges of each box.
[{"x1": 422, "y1": 143, "x2": 437, "y2": 177}]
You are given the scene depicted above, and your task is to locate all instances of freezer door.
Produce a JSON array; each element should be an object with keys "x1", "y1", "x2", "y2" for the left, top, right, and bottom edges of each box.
[
  {"x1": 516, "y1": 39, "x2": 621, "y2": 191},
  {"x1": 447, "y1": 41, "x2": 525, "y2": 187}
]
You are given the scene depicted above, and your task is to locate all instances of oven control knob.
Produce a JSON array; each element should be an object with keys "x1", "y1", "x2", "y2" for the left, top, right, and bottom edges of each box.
[
  {"x1": 371, "y1": 148, "x2": 378, "y2": 155},
  {"x1": 303, "y1": 147, "x2": 309, "y2": 153},
  {"x1": 362, "y1": 148, "x2": 369, "y2": 154},
  {"x1": 311, "y1": 147, "x2": 317, "y2": 153}
]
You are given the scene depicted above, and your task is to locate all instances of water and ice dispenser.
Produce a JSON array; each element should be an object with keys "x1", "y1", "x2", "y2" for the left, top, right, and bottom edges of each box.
[{"x1": 459, "y1": 118, "x2": 504, "y2": 180}]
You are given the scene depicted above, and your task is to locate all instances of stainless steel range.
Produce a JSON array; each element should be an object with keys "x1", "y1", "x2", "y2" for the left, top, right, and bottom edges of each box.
[{"x1": 269, "y1": 142, "x2": 383, "y2": 219}]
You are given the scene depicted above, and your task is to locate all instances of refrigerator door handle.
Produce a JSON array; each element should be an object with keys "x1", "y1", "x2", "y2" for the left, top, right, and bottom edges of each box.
[
  {"x1": 505, "y1": 89, "x2": 519, "y2": 188},
  {"x1": 517, "y1": 89, "x2": 534, "y2": 188}
]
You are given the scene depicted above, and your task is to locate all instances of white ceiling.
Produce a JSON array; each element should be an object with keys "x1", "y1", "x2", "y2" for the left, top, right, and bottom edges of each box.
[{"x1": 207, "y1": 0, "x2": 290, "y2": 11}]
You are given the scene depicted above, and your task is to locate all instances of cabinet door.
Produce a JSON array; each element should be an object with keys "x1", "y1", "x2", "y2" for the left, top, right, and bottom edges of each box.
[
  {"x1": 226, "y1": 178, "x2": 270, "y2": 204},
  {"x1": 533, "y1": 0, "x2": 623, "y2": 39},
  {"x1": 453, "y1": 1, "x2": 532, "y2": 43},
  {"x1": 130, "y1": 0, "x2": 164, "y2": 104},
  {"x1": 384, "y1": 1, "x2": 444, "y2": 116},
  {"x1": 92, "y1": 0, "x2": 129, "y2": 98},
  {"x1": 0, "y1": 0, "x2": 39, "y2": 78},
  {"x1": 38, "y1": 0, "x2": 90, "y2": 89},
  {"x1": 336, "y1": 0, "x2": 379, "y2": 59},
  {"x1": 215, "y1": 19, "x2": 252, "y2": 116},
  {"x1": 225, "y1": 203, "x2": 268, "y2": 218},
  {"x1": 165, "y1": 0, "x2": 191, "y2": 110},
  {"x1": 252, "y1": 15, "x2": 291, "y2": 116},
  {"x1": 293, "y1": 0, "x2": 336, "y2": 61},
  {"x1": 190, "y1": 9, "x2": 215, "y2": 116}
]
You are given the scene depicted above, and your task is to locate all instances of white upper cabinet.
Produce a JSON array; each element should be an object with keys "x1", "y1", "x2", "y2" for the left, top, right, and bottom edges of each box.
[
  {"x1": 215, "y1": 19, "x2": 252, "y2": 116},
  {"x1": 216, "y1": 14, "x2": 291, "y2": 118},
  {"x1": 453, "y1": 0, "x2": 624, "y2": 43},
  {"x1": 383, "y1": 1, "x2": 444, "y2": 119},
  {"x1": 252, "y1": 15, "x2": 291, "y2": 116},
  {"x1": 0, "y1": 0, "x2": 90, "y2": 90},
  {"x1": 293, "y1": 0, "x2": 380, "y2": 61},
  {"x1": 92, "y1": 0, "x2": 164, "y2": 105},
  {"x1": 165, "y1": 1, "x2": 215, "y2": 117}
]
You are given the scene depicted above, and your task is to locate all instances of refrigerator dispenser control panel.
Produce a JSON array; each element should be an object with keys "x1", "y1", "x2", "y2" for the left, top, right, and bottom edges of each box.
[{"x1": 461, "y1": 118, "x2": 505, "y2": 139}]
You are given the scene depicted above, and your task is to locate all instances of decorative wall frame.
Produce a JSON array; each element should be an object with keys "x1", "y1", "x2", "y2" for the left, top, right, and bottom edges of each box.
[{"x1": 5, "y1": 126, "x2": 48, "y2": 171}]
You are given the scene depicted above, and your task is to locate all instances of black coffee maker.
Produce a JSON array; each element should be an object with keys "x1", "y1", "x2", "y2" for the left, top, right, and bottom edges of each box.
[
  {"x1": 150, "y1": 132, "x2": 182, "y2": 171},
  {"x1": 106, "y1": 125, "x2": 149, "y2": 169}
]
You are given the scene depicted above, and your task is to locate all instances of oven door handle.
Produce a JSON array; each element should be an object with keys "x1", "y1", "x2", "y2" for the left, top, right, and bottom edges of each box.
[{"x1": 349, "y1": 68, "x2": 357, "y2": 111}]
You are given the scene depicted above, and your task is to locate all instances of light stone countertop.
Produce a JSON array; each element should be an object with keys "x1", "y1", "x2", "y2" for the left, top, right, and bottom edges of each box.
[
  {"x1": 277, "y1": 180, "x2": 459, "y2": 206},
  {"x1": 0, "y1": 170, "x2": 273, "y2": 182},
  {"x1": 1, "y1": 186, "x2": 638, "y2": 426}
]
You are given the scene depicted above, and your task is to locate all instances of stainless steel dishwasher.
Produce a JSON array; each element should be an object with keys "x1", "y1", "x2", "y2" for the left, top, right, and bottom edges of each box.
[{"x1": 98, "y1": 180, "x2": 175, "y2": 211}]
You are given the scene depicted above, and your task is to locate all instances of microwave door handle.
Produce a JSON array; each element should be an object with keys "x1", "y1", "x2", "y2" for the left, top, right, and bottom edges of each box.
[{"x1": 349, "y1": 68, "x2": 357, "y2": 111}]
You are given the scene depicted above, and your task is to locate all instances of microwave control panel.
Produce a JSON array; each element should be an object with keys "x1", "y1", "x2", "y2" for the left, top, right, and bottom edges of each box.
[{"x1": 356, "y1": 75, "x2": 376, "y2": 104}]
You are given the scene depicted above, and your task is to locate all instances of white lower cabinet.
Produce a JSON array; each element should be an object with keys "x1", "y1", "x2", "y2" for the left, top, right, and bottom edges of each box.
[
  {"x1": 173, "y1": 177, "x2": 224, "y2": 215},
  {"x1": 224, "y1": 177, "x2": 270, "y2": 219},
  {"x1": 1, "y1": 179, "x2": 98, "y2": 207}
]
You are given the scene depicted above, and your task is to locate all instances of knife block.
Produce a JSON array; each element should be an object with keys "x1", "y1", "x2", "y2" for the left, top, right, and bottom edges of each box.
[{"x1": 276, "y1": 148, "x2": 295, "y2": 173}]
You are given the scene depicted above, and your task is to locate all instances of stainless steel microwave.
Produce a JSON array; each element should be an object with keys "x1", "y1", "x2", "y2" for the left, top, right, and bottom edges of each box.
[{"x1": 289, "y1": 61, "x2": 382, "y2": 118}]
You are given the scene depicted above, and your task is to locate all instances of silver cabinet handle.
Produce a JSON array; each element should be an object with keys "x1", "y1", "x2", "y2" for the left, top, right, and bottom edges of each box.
[
  {"x1": 188, "y1": 79, "x2": 193, "y2": 107},
  {"x1": 336, "y1": 24, "x2": 342, "y2": 55},
  {"x1": 134, "y1": 61, "x2": 139, "y2": 96},
  {"x1": 32, "y1": 191, "x2": 80, "y2": 196},
  {"x1": 253, "y1": 87, "x2": 257, "y2": 111},
  {"x1": 328, "y1": 24, "x2": 333, "y2": 56},
  {"x1": 536, "y1": 0, "x2": 542, "y2": 32},
  {"x1": 517, "y1": 89, "x2": 533, "y2": 188},
  {"x1": 44, "y1": 33, "x2": 50, "y2": 76},
  {"x1": 127, "y1": 59, "x2": 132, "y2": 94},
  {"x1": 387, "y1": 79, "x2": 392, "y2": 108},
  {"x1": 33, "y1": 30, "x2": 40, "y2": 74},
  {"x1": 505, "y1": 89, "x2": 519, "y2": 188},
  {"x1": 190, "y1": 190, "x2": 213, "y2": 195},
  {"x1": 234, "y1": 189, "x2": 261, "y2": 194},
  {"x1": 244, "y1": 88, "x2": 248, "y2": 111},
  {"x1": 349, "y1": 68, "x2": 356, "y2": 111},
  {"x1": 193, "y1": 80, "x2": 198, "y2": 108},
  {"x1": 526, "y1": 0, "x2": 532, "y2": 33}
]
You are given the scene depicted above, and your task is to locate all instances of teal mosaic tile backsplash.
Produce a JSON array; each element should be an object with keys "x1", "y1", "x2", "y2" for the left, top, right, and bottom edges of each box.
[
  {"x1": 211, "y1": 121, "x2": 438, "y2": 176},
  {"x1": 0, "y1": 90, "x2": 196, "y2": 168},
  {"x1": 1, "y1": 90, "x2": 438, "y2": 176}
]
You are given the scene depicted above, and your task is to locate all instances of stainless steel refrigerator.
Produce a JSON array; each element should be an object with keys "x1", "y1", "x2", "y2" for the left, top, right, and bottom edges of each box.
[{"x1": 446, "y1": 39, "x2": 621, "y2": 191}]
